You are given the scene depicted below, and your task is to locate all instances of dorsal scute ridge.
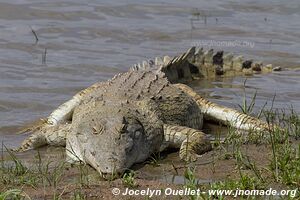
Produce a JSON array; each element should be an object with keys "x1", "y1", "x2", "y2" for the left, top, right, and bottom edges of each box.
[{"x1": 129, "y1": 46, "x2": 281, "y2": 82}]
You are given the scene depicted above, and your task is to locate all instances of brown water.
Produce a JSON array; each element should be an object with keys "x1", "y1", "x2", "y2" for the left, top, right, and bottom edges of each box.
[{"x1": 0, "y1": 0, "x2": 300, "y2": 148}]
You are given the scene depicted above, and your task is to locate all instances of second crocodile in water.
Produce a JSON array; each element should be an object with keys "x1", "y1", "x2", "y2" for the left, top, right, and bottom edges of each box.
[{"x1": 17, "y1": 47, "x2": 280, "y2": 178}]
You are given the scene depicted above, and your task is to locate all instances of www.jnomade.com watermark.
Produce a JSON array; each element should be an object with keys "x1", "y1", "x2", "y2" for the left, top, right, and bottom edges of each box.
[
  {"x1": 191, "y1": 39, "x2": 255, "y2": 48},
  {"x1": 112, "y1": 187, "x2": 298, "y2": 198}
]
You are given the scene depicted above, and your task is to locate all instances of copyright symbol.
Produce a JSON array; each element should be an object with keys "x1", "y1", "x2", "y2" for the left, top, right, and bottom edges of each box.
[{"x1": 112, "y1": 188, "x2": 120, "y2": 195}]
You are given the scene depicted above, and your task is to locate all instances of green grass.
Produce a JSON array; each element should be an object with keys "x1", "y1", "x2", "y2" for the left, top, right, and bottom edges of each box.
[
  {"x1": 238, "y1": 79, "x2": 257, "y2": 115},
  {"x1": 0, "y1": 146, "x2": 38, "y2": 188},
  {"x1": 122, "y1": 170, "x2": 137, "y2": 188},
  {"x1": 183, "y1": 166, "x2": 200, "y2": 200},
  {"x1": 269, "y1": 140, "x2": 300, "y2": 187},
  {"x1": 72, "y1": 190, "x2": 86, "y2": 200},
  {"x1": 0, "y1": 189, "x2": 32, "y2": 200},
  {"x1": 35, "y1": 151, "x2": 66, "y2": 188},
  {"x1": 145, "y1": 153, "x2": 162, "y2": 167}
]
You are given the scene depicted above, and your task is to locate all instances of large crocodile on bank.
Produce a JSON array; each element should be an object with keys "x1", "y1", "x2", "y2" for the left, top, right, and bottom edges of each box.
[{"x1": 17, "y1": 47, "x2": 281, "y2": 178}]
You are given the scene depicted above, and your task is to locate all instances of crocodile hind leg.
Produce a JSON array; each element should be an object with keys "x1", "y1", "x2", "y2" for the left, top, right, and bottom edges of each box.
[
  {"x1": 16, "y1": 124, "x2": 71, "y2": 152},
  {"x1": 163, "y1": 124, "x2": 212, "y2": 162},
  {"x1": 175, "y1": 84, "x2": 272, "y2": 131}
]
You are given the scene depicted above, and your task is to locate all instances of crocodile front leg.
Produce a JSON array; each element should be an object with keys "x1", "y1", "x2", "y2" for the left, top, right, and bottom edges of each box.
[
  {"x1": 17, "y1": 124, "x2": 71, "y2": 152},
  {"x1": 163, "y1": 124, "x2": 212, "y2": 162}
]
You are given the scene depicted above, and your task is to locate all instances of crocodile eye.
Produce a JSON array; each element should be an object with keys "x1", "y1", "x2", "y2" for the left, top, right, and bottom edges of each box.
[{"x1": 92, "y1": 124, "x2": 104, "y2": 135}]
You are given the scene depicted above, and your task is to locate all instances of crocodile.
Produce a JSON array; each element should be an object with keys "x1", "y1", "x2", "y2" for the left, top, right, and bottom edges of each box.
[{"x1": 17, "y1": 47, "x2": 280, "y2": 178}]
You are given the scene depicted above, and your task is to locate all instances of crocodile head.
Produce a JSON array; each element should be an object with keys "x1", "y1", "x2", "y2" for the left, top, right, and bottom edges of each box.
[{"x1": 68, "y1": 105, "x2": 152, "y2": 178}]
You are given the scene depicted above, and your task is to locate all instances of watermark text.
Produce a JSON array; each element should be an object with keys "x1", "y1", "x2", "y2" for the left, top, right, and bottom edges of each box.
[
  {"x1": 191, "y1": 39, "x2": 255, "y2": 48},
  {"x1": 112, "y1": 187, "x2": 298, "y2": 198}
]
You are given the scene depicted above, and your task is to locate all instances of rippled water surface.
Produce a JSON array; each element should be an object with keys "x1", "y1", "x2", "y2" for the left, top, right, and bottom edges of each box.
[{"x1": 0, "y1": 0, "x2": 299, "y2": 148}]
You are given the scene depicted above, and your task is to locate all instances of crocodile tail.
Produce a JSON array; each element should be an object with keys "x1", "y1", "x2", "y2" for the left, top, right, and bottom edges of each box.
[
  {"x1": 130, "y1": 46, "x2": 281, "y2": 83},
  {"x1": 17, "y1": 118, "x2": 47, "y2": 134},
  {"x1": 162, "y1": 47, "x2": 281, "y2": 82},
  {"x1": 175, "y1": 84, "x2": 275, "y2": 132}
]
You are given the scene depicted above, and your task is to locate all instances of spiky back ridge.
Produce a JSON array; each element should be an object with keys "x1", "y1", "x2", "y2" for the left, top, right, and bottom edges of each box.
[{"x1": 130, "y1": 46, "x2": 281, "y2": 83}]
